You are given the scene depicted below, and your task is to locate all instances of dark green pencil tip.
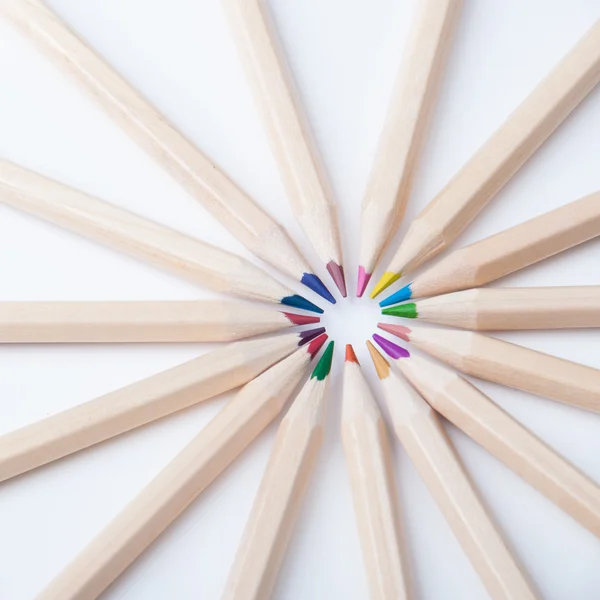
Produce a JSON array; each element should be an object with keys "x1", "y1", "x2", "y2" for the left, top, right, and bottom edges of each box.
[
  {"x1": 382, "y1": 303, "x2": 418, "y2": 319},
  {"x1": 311, "y1": 341, "x2": 334, "y2": 380}
]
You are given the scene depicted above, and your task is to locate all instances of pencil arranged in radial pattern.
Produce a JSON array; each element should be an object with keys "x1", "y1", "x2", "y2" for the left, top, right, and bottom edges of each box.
[
  {"x1": 380, "y1": 191, "x2": 600, "y2": 307},
  {"x1": 341, "y1": 345, "x2": 410, "y2": 600},
  {"x1": 377, "y1": 325, "x2": 600, "y2": 414},
  {"x1": 374, "y1": 336, "x2": 600, "y2": 539},
  {"x1": 0, "y1": 300, "x2": 320, "y2": 343},
  {"x1": 0, "y1": 161, "x2": 322, "y2": 313},
  {"x1": 0, "y1": 1, "x2": 335, "y2": 304},
  {"x1": 371, "y1": 19, "x2": 600, "y2": 298},
  {"x1": 0, "y1": 328, "x2": 325, "y2": 484},
  {"x1": 357, "y1": 0, "x2": 462, "y2": 296},
  {"x1": 222, "y1": 341, "x2": 333, "y2": 600},
  {"x1": 222, "y1": 0, "x2": 345, "y2": 296},
  {"x1": 367, "y1": 342, "x2": 538, "y2": 600},
  {"x1": 381, "y1": 286, "x2": 600, "y2": 330},
  {"x1": 36, "y1": 333, "x2": 327, "y2": 600}
]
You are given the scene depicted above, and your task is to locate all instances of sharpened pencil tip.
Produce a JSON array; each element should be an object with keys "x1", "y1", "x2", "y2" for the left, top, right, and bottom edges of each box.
[
  {"x1": 283, "y1": 312, "x2": 321, "y2": 326},
  {"x1": 307, "y1": 333, "x2": 328, "y2": 358},
  {"x1": 281, "y1": 294, "x2": 324, "y2": 314},
  {"x1": 301, "y1": 272, "x2": 336, "y2": 304},
  {"x1": 366, "y1": 340, "x2": 390, "y2": 379},
  {"x1": 311, "y1": 341, "x2": 334, "y2": 379},
  {"x1": 356, "y1": 266, "x2": 371, "y2": 297},
  {"x1": 377, "y1": 322, "x2": 412, "y2": 342},
  {"x1": 298, "y1": 327, "x2": 326, "y2": 346},
  {"x1": 345, "y1": 344, "x2": 359, "y2": 364},
  {"x1": 326, "y1": 261, "x2": 347, "y2": 297},
  {"x1": 370, "y1": 272, "x2": 401, "y2": 298},
  {"x1": 373, "y1": 333, "x2": 411, "y2": 359},
  {"x1": 381, "y1": 303, "x2": 417, "y2": 319},
  {"x1": 380, "y1": 284, "x2": 413, "y2": 307}
]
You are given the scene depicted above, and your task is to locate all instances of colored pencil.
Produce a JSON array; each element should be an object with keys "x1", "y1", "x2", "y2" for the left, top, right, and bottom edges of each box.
[
  {"x1": 380, "y1": 191, "x2": 600, "y2": 307},
  {"x1": 222, "y1": 341, "x2": 334, "y2": 600},
  {"x1": 377, "y1": 325, "x2": 600, "y2": 413},
  {"x1": 222, "y1": 0, "x2": 345, "y2": 296},
  {"x1": 356, "y1": 0, "x2": 462, "y2": 296},
  {"x1": 367, "y1": 342, "x2": 537, "y2": 600},
  {"x1": 0, "y1": 328, "x2": 324, "y2": 483},
  {"x1": 341, "y1": 345, "x2": 410, "y2": 600},
  {"x1": 0, "y1": 300, "x2": 320, "y2": 343},
  {"x1": 371, "y1": 19, "x2": 600, "y2": 297},
  {"x1": 0, "y1": 1, "x2": 335, "y2": 303},
  {"x1": 374, "y1": 336, "x2": 600, "y2": 538},
  {"x1": 0, "y1": 160, "x2": 322, "y2": 313},
  {"x1": 36, "y1": 334, "x2": 327, "y2": 600},
  {"x1": 381, "y1": 286, "x2": 600, "y2": 330}
]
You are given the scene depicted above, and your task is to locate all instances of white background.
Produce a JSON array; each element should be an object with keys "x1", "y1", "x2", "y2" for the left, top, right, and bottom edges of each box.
[{"x1": 0, "y1": 0, "x2": 599, "y2": 598}]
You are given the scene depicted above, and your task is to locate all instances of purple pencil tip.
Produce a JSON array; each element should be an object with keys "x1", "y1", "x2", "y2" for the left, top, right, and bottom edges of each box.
[{"x1": 372, "y1": 333, "x2": 410, "y2": 359}]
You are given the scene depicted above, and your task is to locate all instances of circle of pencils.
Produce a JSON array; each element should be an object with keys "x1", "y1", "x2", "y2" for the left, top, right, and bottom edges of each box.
[{"x1": 0, "y1": 2, "x2": 599, "y2": 599}]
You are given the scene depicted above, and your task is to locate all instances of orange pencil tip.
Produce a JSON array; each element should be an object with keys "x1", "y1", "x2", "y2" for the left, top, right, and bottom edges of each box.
[{"x1": 345, "y1": 344, "x2": 359, "y2": 364}]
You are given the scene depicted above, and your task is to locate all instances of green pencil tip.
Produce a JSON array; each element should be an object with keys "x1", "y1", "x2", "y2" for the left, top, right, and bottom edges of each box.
[
  {"x1": 311, "y1": 341, "x2": 334, "y2": 380},
  {"x1": 381, "y1": 303, "x2": 418, "y2": 319}
]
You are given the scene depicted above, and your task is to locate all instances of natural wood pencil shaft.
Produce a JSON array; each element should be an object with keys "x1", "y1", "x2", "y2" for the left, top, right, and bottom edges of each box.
[
  {"x1": 387, "y1": 19, "x2": 600, "y2": 276},
  {"x1": 222, "y1": 0, "x2": 343, "y2": 269},
  {"x1": 223, "y1": 376, "x2": 328, "y2": 600},
  {"x1": 0, "y1": 332, "x2": 305, "y2": 483},
  {"x1": 410, "y1": 286, "x2": 600, "y2": 330},
  {"x1": 36, "y1": 347, "x2": 312, "y2": 600},
  {"x1": 411, "y1": 192, "x2": 600, "y2": 298},
  {"x1": 342, "y1": 360, "x2": 410, "y2": 600},
  {"x1": 375, "y1": 363, "x2": 536, "y2": 600},
  {"x1": 0, "y1": 300, "x2": 307, "y2": 343},
  {"x1": 358, "y1": 0, "x2": 461, "y2": 273},
  {"x1": 397, "y1": 354, "x2": 600, "y2": 538},
  {"x1": 0, "y1": 160, "x2": 296, "y2": 305},
  {"x1": 0, "y1": 0, "x2": 311, "y2": 280},
  {"x1": 408, "y1": 327, "x2": 600, "y2": 413}
]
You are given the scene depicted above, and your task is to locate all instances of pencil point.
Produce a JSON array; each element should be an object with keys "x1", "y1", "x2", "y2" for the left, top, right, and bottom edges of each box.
[
  {"x1": 379, "y1": 284, "x2": 413, "y2": 307},
  {"x1": 307, "y1": 332, "x2": 328, "y2": 358},
  {"x1": 311, "y1": 341, "x2": 334, "y2": 379},
  {"x1": 345, "y1": 344, "x2": 359, "y2": 364},
  {"x1": 366, "y1": 340, "x2": 390, "y2": 379},
  {"x1": 298, "y1": 327, "x2": 326, "y2": 346},
  {"x1": 381, "y1": 303, "x2": 418, "y2": 319},
  {"x1": 326, "y1": 261, "x2": 347, "y2": 297},
  {"x1": 370, "y1": 272, "x2": 401, "y2": 298},
  {"x1": 282, "y1": 312, "x2": 321, "y2": 325},
  {"x1": 281, "y1": 294, "x2": 324, "y2": 314},
  {"x1": 378, "y1": 323, "x2": 412, "y2": 342},
  {"x1": 373, "y1": 333, "x2": 411, "y2": 359},
  {"x1": 356, "y1": 266, "x2": 371, "y2": 297},
  {"x1": 301, "y1": 272, "x2": 336, "y2": 304}
]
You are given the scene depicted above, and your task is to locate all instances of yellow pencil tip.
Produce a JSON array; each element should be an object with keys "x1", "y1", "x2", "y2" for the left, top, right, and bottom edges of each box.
[
  {"x1": 370, "y1": 272, "x2": 401, "y2": 298},
  {"x1": 366, "y1": 340, "x2": 390, "y2": 379}
]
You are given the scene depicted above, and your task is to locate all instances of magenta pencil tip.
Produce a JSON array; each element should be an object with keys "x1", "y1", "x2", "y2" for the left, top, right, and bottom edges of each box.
[
  {"x1": 356, "y1": 266, "x2": 371, "y2": 297},
  {"x1": 326, "y1": 261, "x2": 347, "y2": 297},
  {"x1": 372, "y1": 333, "x2": 410, "y2": 359}
]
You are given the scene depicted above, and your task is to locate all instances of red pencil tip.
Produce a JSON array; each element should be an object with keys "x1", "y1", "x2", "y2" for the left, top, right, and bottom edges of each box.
[
  {"x1": 326, "y1": 261, "x2": 347, "y2": 297},
  {"x1": 307, "y1": 333, "x2": 328, "y2": 358},
  {"x1": 378, "y1": 322, "x2": 411, "y2": 342},
  {"x1": 356, "y1": 266, "x2": 371, "y2": 297},
  {"x1": 345, "y1": 344, "x2": 359, "y2": 364},
  {"x1": 283, "y1": 312, "x2": 321, "y2": 326}
]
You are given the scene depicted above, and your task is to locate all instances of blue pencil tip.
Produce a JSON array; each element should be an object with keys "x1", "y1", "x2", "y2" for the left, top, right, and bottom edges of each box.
[
  {"x1": 379, "y1": 283, "x2": 413, "y2": 308},
  {"x1": 301, "y1": 272, "x2": 336, "y2": 304},
  {"x1": 281, "y1": 294, "x2": 324, "y2": 314}
]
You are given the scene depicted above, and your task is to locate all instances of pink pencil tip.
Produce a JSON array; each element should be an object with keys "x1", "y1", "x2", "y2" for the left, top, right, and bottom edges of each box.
[
  {"x1": 356, "y1": 266, "x2": 371, "y2": 297},
  {"x1": 377, "y1": 322, "x2": 412, "y2": 342},
  {"x1": 326, "y1": 261, "x2": 347, "y2": 297}
]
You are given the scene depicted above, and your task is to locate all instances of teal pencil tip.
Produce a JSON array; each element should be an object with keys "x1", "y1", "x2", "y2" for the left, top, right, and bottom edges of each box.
[
  {"x1": 281, "y1": 294, "x2": 324, "y2": 314},
  {"x1": 311, "y1": 340, "x2": 334, "y2": 380}
]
